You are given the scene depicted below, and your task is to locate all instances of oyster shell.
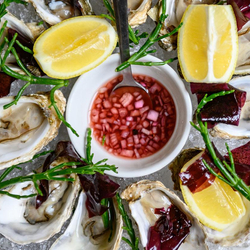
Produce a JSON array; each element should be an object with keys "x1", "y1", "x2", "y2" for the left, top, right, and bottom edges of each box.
[
  {"x1": 0, "y1": 12, "x2": 45, "y2": 73},
  {"x1": 235, "y1": 21, "x2": 250, "y2": 75},
  {"x1": 211, "y1": 76, "x2": 250, "y2": 139},
  {"x1": 128, "y1": 0, "x2": 151, "y2": 28},
  {"x1": 0, "y1": 90, "x2": 65, "y2": 170},
  {"x1": 1, "y1": 11, "x2": 44, "y2": 42},
  {"x1": 175, "y1": 150, "x2": 250, "y2": 247},
  {"x1": 0, "y1": 157, "x2": 81, "y2": 244},
  {"x1": 50, "y1": 191, "x2": 123, "y2": 250},
  {"x1": 27, "y1": 0, "x2": 93, "y2": 26},
  {"x1": 203, "y1": 197, "x2": 250, "y2": 247},
  {"x1": 121, "y1": 180, "x2": 208, "y2": 250}
]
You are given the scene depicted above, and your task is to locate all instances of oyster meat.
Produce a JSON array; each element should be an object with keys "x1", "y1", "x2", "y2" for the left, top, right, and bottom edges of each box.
[
  {"x1": 27, "y1": 0, "x2": 93, "y2": 26},
  {"x1": 0, "y1": 90, "x2": 65, "y2": 170},
  {"x1": 50, "y1": 191, "x2": 123, "y2": 250},
  {"x1": 1, "y1": 11, "x2": 45, "y2": 42},
  {"x1": 128, "y1": 0, "x2": 151, "y2": 28},
  {"x1": 0, "y1": 157, "x2": 81, "y2": 244},
  {"x1": 211, "y1": 76, "x2": 250, "y2": 139},
  {"x1": 121, "y1": 180, "x2": 208, "y2": 250}
]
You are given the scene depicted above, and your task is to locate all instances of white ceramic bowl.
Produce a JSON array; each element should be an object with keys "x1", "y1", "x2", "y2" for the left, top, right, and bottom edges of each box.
[{"x1": 66, "y1": 54, "x2": 192, "y2": 178}]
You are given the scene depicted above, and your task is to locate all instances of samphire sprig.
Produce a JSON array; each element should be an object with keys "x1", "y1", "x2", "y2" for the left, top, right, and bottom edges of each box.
[
  {"x1": 0, "y1": 128, "x2": 117, "y2": 199},
  {"x1": 0, "y1": 0, "x2": 78, "y2": 136},
  {"x1": 191, "y1": 90, "x2": 250, "y2": 201},
  {"x1": 116, "y1": 193, "x2": 139, "y2": 250},
  {"x1": 101, "y1": 0, "x2": 148, "y2": 45},
  {"x1": 115, "y1": 0, "x2": 182, "y2": 71}
]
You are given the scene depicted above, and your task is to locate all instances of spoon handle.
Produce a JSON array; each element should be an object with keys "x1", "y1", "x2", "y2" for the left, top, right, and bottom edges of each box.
[{"x1": 113, "y1": 0, "x2": 130, "y2": 63}]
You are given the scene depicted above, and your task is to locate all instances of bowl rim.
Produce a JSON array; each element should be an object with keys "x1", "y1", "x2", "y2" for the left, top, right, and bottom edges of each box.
[{"x1": 66, "y1": 53, "x2": 192, "y2": 178}]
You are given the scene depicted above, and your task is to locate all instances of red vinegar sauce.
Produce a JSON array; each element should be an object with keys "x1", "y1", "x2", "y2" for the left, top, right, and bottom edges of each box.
[{"x1": 90, "y1": 74, "x2": 176, "y2": 159}]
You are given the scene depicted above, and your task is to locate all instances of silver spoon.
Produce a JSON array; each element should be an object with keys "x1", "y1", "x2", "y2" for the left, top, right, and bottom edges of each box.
[{"x1": 111, "y1": 0, "x2": 152, "y2": 108}]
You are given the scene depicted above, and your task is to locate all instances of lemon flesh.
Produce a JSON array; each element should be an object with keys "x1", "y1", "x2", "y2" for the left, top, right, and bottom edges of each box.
[
  {"x1": 180, "y1": 152, "x2": 246, "y2": 232},
  {"x1": 178, "y1": 5, "x2": 238, "y2": 83},
  {"x1": 34, "y1": 16, "x2": 117, "y2": 79}
]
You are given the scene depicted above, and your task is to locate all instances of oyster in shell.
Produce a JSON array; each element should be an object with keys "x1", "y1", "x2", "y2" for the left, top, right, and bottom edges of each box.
[
  {"x1": 1, "y1": 11, "x2": 45, "y2": 42},
  {"x1": 50, "y1": 191, "x2": 123, "y2": 250},
  {"x1": 175, "y1": 149, "x2": 250, "y2": 247},
  {"x1": 211, "y1": 76, "x2": 250, "y2": 139},
  {"x1": 0, "y1": 12, "x2": 45, "y2": 74},
  {"x1": 128, "y1": 0, "x2": 151, "y2": 28},
  {"x1": 27, "y1": 0, "x2": 93, "y2": 26},
  {"x1": 121, "y1": 180, "x2": 208, "y2": 250},
  {"x1": 235, "y1": 20, "x2": 250, "y2": 75},
  {"x1": 0, "y1": 90, "x2": 65, "y2": 170},
  {"x1": 0, "y1": 157, "x2": 81, "y2": 244}
]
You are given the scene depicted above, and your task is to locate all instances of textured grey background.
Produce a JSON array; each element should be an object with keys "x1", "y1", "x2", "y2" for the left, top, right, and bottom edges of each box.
[{"x1": 0, "y1": 1, "x2": 248, "y2": 249}]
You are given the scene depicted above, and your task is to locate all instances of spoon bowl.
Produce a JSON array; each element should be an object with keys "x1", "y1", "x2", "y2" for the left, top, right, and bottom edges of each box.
[{"x1": 111, "y1": 0, "x2": 152, "y2": 108}]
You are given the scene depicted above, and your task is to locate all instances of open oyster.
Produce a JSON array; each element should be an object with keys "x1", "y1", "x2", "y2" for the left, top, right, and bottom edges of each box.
[
  {"x1": 173, "y1": 149, "x2": 250, "y2": 247},
  {"x1": 0, "y1": 90, "x2": 65, "y2": 170},
  {"x1": 211, "y1": 76, "x2": 250, "y2": 139},
  {"x1": 128, "y1": 0, "x2": 151, "y2": 28},
  {"x1": 50, "y1": 191, "x2": 123, "y2": 250},
  {"x1": 27, "y1": 0, "x2": 93, "y2": 26},
  {"x1": 121, "y1": 180, "x2": 207, "y2": 250},
  {"x1": 234, "y1": 18, "x2": 250, "y2": 75},
  {"x1": 1, "y1": 11, "x2": 45, "y2": 42},
  {"x1": 0, "y1": 12, "x2": 45, "y2": 74},
  {"x1": 0, "y1": 157, "x2": 81, "y2": 244}
]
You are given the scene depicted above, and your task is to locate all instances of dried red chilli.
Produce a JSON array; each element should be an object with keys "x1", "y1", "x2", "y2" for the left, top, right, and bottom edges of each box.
[{"x1": 90, "y1": 74, "x2": 176, "y2": 159}]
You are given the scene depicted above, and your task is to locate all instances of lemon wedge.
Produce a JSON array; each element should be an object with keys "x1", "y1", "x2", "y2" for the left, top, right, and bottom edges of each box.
[
  {"x1": 178, "y1": 5, "x2": 238, "y2": 83},
  {"x1": 180, "y1": 151, "x2": 246, "y2": 231},
  {"x1": 34, "y1": 16, "x2": 117, "y2": 79}
]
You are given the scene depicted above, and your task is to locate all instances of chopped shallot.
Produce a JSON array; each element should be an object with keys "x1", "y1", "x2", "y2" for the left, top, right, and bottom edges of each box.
[
  {"x1": 120, "y1": 93, "x2": 134, "y2": 107},
  {"x1": 90, "y1": 74, "x2": 176, "y2": 159},
  {"x1": 147, "y1": 110, "x2": 159, "y2": 121}
]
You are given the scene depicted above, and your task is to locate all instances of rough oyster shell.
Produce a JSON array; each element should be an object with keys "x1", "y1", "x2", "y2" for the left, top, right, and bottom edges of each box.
[
  {"x1": 0, "y1": 157, "x2": 81, "y2": 244},
  {"x1": 50, "y1": 191, "x2": 123, "y2": 250},
  {"x1": 0, "y1": 90, "x2": 65, "y2": 170},
  {"x1": 210, "y1": 76, "x2": 250, "y2": 139},
  {"x1": 128, "y1": 0, "x2": 151, "y2": 28},
  {"x1": 121, "y1": 180, "x2": 208, "y2": 250}
]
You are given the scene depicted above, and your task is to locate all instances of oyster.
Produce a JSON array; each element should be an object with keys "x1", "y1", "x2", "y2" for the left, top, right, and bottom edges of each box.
[
  {"x1": 176, "y1": 149, "x2": 250, "y2": 247},
  {"x1": 1, "y1": 11, "x2": 45, "y2": 42},
  {"x1": 50, "y1": 191, "x2": 123, "y2": 250},
  {"x1": 121, "y1": 180, "x2": 208, "y2": 250},
  {"x1": 27, "y1": 0, "x2": 93, "y2": 26},
  {"x1": 0, "y1": 12, "x2": 45, "y2": 75},
  {"x1": 128, "y1": 0, "x2": 151, "y2": 28},
  {"x1": 211, "y1": 76, "x2": 250, "y2": 139},
  {"x1": 0, "y1": 90, "x2": 65, "y2": 170},
  {"x1": 0, "y1": 157, "x2": 81, "y2": 244},
  {"x1": 235, "y1": 22, "x2": 250, "y2": 75}
]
